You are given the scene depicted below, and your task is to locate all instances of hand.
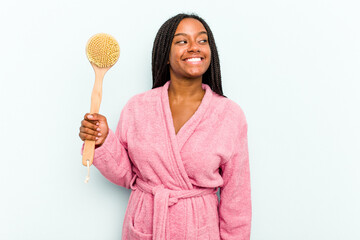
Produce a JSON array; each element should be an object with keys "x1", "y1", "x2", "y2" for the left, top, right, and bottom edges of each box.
[{"x1": 79, "y1": 113, "x2": 109, "y2": 147}]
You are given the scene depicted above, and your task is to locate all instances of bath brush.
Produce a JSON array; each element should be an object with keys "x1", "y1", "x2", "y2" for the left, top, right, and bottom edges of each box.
[{"x1": 83, "y1": 33, "x2": 120, "y2": 183}]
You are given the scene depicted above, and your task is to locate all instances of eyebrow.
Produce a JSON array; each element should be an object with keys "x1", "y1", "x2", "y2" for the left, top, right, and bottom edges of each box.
[{"x1": 174, "y1": 31, "x2": 208, "y2": 37}]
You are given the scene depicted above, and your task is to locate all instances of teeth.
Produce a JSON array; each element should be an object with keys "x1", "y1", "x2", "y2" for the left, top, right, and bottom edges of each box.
[{"x1": 186, "y1": 58, "x2": 201, "y2": 62}]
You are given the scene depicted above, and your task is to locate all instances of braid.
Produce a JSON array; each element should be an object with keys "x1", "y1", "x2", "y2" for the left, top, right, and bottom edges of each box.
[{"x1": 151, "y1": 13, "x2": 227, "y2": 98}]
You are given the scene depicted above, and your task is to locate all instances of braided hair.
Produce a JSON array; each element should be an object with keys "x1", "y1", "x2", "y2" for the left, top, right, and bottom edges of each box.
[{"x1": 151, "y1": 13, "x2": 226, "y2": 98}]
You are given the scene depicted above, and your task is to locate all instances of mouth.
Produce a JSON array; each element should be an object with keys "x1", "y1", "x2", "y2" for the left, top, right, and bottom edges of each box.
[{"x1": 184, "y1": 57, "x2": 203, "y2": 63}]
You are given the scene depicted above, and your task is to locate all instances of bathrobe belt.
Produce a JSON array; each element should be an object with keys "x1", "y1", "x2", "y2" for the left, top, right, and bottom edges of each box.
[{"x1": 130, "y1": 175, "x2": 218, "y2": 240}]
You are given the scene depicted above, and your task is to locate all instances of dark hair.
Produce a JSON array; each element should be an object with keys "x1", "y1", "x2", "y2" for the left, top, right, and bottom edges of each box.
[{"x1": 151, "y1": 13, "x2": 226, "y2": 98}]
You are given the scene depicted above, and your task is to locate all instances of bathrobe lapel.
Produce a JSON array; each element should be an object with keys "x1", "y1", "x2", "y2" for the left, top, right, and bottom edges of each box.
[{"x1": 160, "y1": 80, "x2": 213, "y2": 190}]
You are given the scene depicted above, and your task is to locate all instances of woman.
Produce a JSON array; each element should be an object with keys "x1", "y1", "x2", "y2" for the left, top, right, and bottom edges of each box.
[{"x1": 79, "y1": 13, "x2": 251, "y2": 240}]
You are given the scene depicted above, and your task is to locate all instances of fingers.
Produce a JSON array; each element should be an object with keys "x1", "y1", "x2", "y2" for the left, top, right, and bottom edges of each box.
[
  {"x1": 79, "y1": 128, "x2": 107, "y2": 145},
  {"x1": 78, "y1": 131, "x2": 105, "y2": 146},
  {"x1": 79, "y1": 125, "x2": 99, "y2": 138},
  {"x1": 78, "y1": 131, "x2": 99, "y2": 141},
  {"x1": 82, "y1": 113, "x2": 97, "y2": 126},
  {"x1": 84, "y1": 113, "x2": 106, "y2": 121},
  {"x1": 79, "y1": 125, "x2": 104, "y2": 140},
  {"x1": 79, "y1": 113, "x2": 108, "y2": 146},
  {"x1": 81, "y1": 118, "x2": 98, "y2": 131}
]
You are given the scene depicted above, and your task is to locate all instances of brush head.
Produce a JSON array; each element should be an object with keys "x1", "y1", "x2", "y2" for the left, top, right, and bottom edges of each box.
[{"x1": 86, "y1": 33, "x2": 120, "y2": 68}]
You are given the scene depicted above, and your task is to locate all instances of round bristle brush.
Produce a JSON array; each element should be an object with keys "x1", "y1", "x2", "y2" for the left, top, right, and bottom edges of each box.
[{"x1": 83, "y1": 33, "x2": 120, "y2": 183}]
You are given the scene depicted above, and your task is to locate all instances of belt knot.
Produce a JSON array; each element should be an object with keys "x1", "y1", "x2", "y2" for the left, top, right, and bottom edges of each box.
[
  {"x1": 151, "y1": 184, "x2": 178, "y2": 206},
  {"x1": 131, "y1": 176, "x2": 217, "y2": 240}
]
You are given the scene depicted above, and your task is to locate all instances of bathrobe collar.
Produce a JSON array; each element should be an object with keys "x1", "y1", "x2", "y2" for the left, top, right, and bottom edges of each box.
[
  {"x1": 161, "y1": 80, "x2": 213, "y2": 189},
  {"x1": 161, "y1": 80, "x2": 213, "y2": 150}
]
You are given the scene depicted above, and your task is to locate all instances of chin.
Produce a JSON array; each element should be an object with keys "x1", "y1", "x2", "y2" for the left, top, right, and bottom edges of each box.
[
  {"x1": 186, "y1": 70, "x2": 207, "y2": 79},
  {"x1": 185, "y1": 74, "x2": 204, "y2": 80},
  {"x1": 170, "y1": 67, "x2": 208, "y2": 80}
]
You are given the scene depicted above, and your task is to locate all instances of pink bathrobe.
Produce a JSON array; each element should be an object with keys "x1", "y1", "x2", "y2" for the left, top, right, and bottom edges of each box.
[{"x1": 81, "y1": 80, "x2": 251, "y2": 240}]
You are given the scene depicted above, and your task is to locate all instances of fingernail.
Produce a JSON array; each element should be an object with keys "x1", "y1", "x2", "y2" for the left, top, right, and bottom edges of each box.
[
  {"x1": 95, "y1": 137, "x2": 99, "y2": 140},
  {"x1": 96, "y1": 122, "x2": 99, "y2": 126},
  {"x1": 88, "y1": 115, "x2": 93, "y2": 118},
  {"x1": 98, "y1": 133, "x2": 102, "y2": 136},
  {"x1": 96, "y1": 128, "x2": 101, "y2": 131}
]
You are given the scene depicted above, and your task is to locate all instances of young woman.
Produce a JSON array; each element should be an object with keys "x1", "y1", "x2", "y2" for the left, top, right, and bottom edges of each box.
[{"x1": 79, "y1": 13, "x2": 251, "y2": 240}]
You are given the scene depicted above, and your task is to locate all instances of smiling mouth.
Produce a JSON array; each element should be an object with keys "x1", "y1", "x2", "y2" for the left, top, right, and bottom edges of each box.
[{"x1": 184, "y1": 57, "x2": 203, "y2": 63}]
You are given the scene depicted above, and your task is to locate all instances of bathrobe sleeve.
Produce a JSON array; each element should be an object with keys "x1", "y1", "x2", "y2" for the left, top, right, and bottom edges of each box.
[
  {"x1": 219, "y1": 115, "x2": 251, "y2": 240},
  {"x1": 81, "y1": 102, "x2": 134, "y2": 189}
]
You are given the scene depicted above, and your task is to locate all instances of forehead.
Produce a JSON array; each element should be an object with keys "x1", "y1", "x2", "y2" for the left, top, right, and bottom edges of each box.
[{"x1": 174, "y1": 18, "x2": 207, "y2": 34}]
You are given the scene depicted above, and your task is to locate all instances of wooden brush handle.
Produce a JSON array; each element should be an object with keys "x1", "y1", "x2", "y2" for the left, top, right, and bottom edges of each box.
[{"x1": 82, "y1": 65, "x2": 110, "y2": 166}]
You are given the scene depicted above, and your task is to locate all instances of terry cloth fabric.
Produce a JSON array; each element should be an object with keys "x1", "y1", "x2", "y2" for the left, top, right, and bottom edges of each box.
[{"x1": 81, "y1": 80, "x2": 251, "y2": 239}]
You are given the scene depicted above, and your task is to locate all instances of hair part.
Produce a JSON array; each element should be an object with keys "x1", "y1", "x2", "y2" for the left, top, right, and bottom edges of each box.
[{"x1": 151, "y1": 13, "x2": 226, "y2": 98}]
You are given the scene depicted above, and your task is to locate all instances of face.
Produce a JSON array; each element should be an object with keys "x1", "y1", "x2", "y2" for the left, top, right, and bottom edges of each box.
[{"x1": 168, "y1": 18, "x2": 211, "y2": 80}]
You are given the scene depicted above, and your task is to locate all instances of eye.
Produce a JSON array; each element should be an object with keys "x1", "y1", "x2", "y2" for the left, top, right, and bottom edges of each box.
[
  {"x1": 199, "y1": 39, "x2": 208, "y2": 44},
  {"x1": 176, "y1": 40, "x2": 187, "y2": 44}
]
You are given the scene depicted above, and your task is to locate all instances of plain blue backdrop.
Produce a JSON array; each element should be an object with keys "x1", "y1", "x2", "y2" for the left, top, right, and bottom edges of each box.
[{"x1": 1, "y1": 0, "x2": 359, "y2": 239}]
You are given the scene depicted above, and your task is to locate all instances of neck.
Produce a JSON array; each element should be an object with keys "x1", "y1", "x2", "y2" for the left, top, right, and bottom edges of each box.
[{"x1": 168, "y1": 78, "x2": 205, "y2": 103}]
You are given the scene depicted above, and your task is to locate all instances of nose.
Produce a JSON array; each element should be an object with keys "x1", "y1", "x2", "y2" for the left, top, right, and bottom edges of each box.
[{"x1": 187, "y1": 40, "x2": 200, "y2": 53}]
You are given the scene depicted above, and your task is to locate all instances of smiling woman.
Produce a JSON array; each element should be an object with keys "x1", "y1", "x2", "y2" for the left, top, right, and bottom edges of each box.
[
  {"x1": 80, "y1": 13, "x2": 251, "y2": 240},
  {"x1": 168, "y1": 18, "x2": 211, "y2": 80}
]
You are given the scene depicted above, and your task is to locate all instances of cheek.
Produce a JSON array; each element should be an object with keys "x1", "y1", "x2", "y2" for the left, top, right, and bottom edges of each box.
[
  {"x1": 206, "y1": 46, "x2": 211, "y2": 59},
  {"x1": 169, "y1": 56, "x2": 178, "y2": 69},
  {"x1": 169, "y1": 48, "x2": 179, "y2": 64},
  {"x1": 206, "y1": 49, "x2": 211, "y2": 67},
  {"x1": 169, "y1": 51, "x2": 184, "y2": 67}
]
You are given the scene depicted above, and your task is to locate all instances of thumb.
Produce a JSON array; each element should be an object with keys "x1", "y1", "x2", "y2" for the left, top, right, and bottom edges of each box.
[{"x1": 86, "y1": 113, "x2": 103, "y2": 120}]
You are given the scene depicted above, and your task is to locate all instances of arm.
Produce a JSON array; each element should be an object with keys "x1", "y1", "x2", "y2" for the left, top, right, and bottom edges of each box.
[
  {"x1": 219, "y1": 118, "x2": 251, "y2": 240},
  {"x1": 81, "y1": 102, "x2": 134, "y2": 189}
]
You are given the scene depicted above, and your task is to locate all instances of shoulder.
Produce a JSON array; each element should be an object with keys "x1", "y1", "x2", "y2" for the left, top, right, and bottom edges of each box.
[
  {"x1": 225, "y1": 98, "x2": 247, "y2": 124},
  {"x1": 211, "y1": 93, "x2": 247, "y2": 127},
  {"x1": 123, "y1": 86, "x2": 161, "y2": 110}
]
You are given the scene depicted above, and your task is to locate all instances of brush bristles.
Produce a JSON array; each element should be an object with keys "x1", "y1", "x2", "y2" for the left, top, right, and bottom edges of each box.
[{"x1": 86, "y1": 33, "x2": 120, "y2": 68}]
